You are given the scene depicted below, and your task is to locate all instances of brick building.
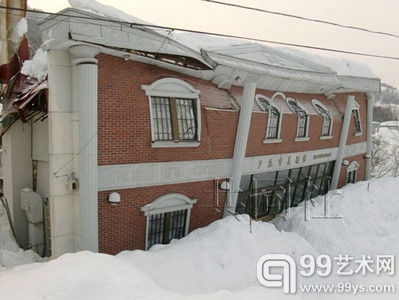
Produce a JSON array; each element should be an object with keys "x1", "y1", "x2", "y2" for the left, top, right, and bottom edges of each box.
[{"x1": 1, "y1": 8, "x2": 380, "y2": 256}]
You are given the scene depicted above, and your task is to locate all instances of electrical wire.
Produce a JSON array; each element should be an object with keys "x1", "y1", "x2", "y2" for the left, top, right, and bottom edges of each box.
[
  {"x1": 1, "y1": 5, "x2": 399, "y2": 61},
  {"x1": 203, "y1": 0, "x2": 399, "y2": 39}
]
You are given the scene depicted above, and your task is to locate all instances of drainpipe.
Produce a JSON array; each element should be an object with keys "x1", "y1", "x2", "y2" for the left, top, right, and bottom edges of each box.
[
  {"x1": 331, "y1": 95, "x2": 354, "y2": 190},
  {"x1": 224, "y1": 81, "x2": 257, "y2": 217},
  {"x1": 69, "y1": 45, "x2": 100, "y2": 252},
  {"x1": 365, "y1": 93, "x2": 374, "y2": 180}
]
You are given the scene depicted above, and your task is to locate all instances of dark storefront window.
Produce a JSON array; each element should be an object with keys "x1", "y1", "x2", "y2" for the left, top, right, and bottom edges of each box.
[{"x1": 236, "y1": 161, "x2": 335, "y2": 220}]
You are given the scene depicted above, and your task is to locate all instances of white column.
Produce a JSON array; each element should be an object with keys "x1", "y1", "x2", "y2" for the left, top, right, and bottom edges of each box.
[
  {"x1": 224, "y1": 81, "x2": 257, "y2": 216},
  {"x1": 365, "y1": 93, "x2": 375, "y2": 180},
  {"x1": 69, "y1": 45, "x2": 100, "y2": 252},
  {"x1": 331, "y1": 95, "x2": 354, "y2": 190}
]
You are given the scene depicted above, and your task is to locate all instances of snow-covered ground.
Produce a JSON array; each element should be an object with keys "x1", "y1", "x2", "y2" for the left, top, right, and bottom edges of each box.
[{"x1": 0, "y1": 177, "x2": 398, "y2": 299}]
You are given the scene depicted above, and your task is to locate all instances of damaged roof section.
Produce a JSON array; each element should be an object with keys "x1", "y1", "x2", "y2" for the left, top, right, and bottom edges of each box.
[
  {"x1": 1, "y1": 71, "x2": 48, "y2": 136},
  {"x1": 38, "y1": 8, "x2": 214, "y2": 71}
]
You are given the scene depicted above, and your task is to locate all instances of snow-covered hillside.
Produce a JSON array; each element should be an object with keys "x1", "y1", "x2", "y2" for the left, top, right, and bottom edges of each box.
[{"x1": 0, "y1": 177, "x2": 398, "y2": 299}]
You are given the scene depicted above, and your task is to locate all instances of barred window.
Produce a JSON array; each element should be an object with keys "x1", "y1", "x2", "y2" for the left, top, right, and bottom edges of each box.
[
  {"x1": 345, "y1": 161, "x2": 359, "y2": 184},
  {"x1": 352, "y1": 109, "x2": 362, "y2": 134},
  {"x1": 255, "y1": 94, "x2": 282, "y2": 141},
  {"x1": 287, "y1": 98, "x2": 309, "y2": 139},
  {"x1": 141, "y1": 193, "x2": 196, "y2": 250},
  {"x1": 147, "y1": 209, "x2": 187, "y2": 249},
  {"x1": 312, "y1": 100, "x2": 332, "y2": 137},
  {"x1": 142, "y1": 78, "x2": 201, "y2": 146},
  {"x1": 151, "y1": 97, "x2": 197, "y2": 141}
]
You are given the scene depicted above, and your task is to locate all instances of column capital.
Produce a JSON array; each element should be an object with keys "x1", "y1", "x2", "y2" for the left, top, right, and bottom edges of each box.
[{"x1": 69, "y1": 45, "x2": 100, "y2": 65}]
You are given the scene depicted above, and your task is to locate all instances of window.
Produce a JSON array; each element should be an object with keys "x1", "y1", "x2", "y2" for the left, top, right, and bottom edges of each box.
[
  {"x1": 312, "y1": 100, "x2": 332, "y2": 138},
  {"x1": 142, "y1": 78, "x2": 201, "y2": 147},
  {"x1": 352, "y1": 101, "x2": 362, "y2": 135},
  {"x1": 141, "y1": 193, "x2": 196, "y2": 250},
  {"x1": 236, "y1": 161, "x2": 335, "y2": 220},
  {"x1": 286, "y1": 98, "x2": 309, "y2": 140},
  {"x1": 345, "y1": 161, "x2": 359, "y2": 184},
  {"x1": 256, "y1": 93, "x2": 282, "y2": 142}
]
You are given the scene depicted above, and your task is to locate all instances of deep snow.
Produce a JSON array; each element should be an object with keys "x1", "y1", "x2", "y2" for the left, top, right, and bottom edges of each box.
[{"x1": 0, "y1": 177, "x2": 398, "y2": 299}]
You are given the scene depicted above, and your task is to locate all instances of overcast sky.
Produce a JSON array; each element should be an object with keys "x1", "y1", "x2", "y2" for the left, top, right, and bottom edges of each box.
[{"x1": 28, "y1": 0, "x2": 399, "y2": 90}]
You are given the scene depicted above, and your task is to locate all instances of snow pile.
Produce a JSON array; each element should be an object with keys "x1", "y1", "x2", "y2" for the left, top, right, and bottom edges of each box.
[
  {"x1": 21, "y1": 48, "x2": 48, "y2": 82},
  {"x1": 9, "y1": 18, "x2": 28, "y2": 44},
  {"x1": 0, "y1": 177, "x2": 398, "y2": 299},
  {"x1": 0, "y1": 202, "x2": 43, "y2": 271},
  {"x1": 372, "y1": 126, "x2": 399, "y2": 178},
  {"x1": 117, "y1": 214, "x2": 317, "y2": 294}
]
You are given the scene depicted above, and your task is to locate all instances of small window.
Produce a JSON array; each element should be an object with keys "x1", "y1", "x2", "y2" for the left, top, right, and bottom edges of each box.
[
  {"x1": 141, "y1": 193, "x2": 196, "y2": 250},
  {"x1": 286, "y1": 98, "x2": 309, "y2": 140},
  {"x1": 351, "y1": 100, "x2": 362, "y2": 136},
  {"x1": 142, "y1": 78, "x2": 201, "y2": 147},
  {"x1": 256, "y1": 94, "x2": 282, "y2": 142},
  {"x1": 345, "y1": 161, "x2": 359, "y2": 184},
  {"x1": 312, "y1": 100, "x2": 332, "y2": 138}
]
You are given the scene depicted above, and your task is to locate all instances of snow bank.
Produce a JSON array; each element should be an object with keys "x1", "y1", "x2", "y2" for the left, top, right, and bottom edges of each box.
[
  {"x1": 9, "y1": 18, "x2": 27, "y2": 44},
  {"x1": 1, "y1": 178, "x2": 397, "y2": 299},
  {"x1": 117, "y1": 214, "x2": 317, "y2": 294},
  {"x1": 0, "y1": 202, "x2": 43, "y2": 270},
  {"x1": 273, "y1": 178, "x2": 399, "y2": 257}
]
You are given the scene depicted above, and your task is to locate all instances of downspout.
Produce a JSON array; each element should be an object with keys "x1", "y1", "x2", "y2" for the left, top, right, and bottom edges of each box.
[
  {"x1": 224, "y1": 81, "x2": 257, "y2": 217},
  {"x1": 331, "y1": 95, "x2": 354, "y2": 190},
  {"x1": 365, "y1": 93, "x2": 374, "y2": 180}
]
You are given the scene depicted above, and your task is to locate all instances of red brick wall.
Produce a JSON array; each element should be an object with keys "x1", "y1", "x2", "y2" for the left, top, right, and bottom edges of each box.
[
  {"x1": 97, "y1": 54, "x2": 238, "y2": 165},
  {"x1": 98, "y1": 180, "x2": 226, "y2": 255},
  {"x1": 96, "y1": 54, "x2": 369, "y2": 254}
]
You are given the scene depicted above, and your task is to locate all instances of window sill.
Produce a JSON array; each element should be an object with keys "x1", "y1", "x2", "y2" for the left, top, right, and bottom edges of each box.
[
  {"x1": 151, "y1": 141, "x2": 201, "y2": 148},
  {"x1": 263, "y1": 138, "x2": 282, "y2": 144},
  {"x1": 354, "y1": 132, "x2": 362, "y2": 137},
  {"x1": 320, "y1": 135, "x2": 333, "y2": 140},
  {"x1": 294, "y1": 137, "x2": 310, "y2": 142}
]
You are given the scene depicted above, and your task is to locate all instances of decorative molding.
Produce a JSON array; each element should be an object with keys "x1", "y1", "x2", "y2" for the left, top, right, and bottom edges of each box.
[{"x1": 98, "y1": 142, "x2": 367, "y2": 191}]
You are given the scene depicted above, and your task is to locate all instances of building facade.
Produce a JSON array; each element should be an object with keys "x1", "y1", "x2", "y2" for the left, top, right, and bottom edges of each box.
[{"x1": 1, "y1": 8, "x2": 379, "y2": 256}]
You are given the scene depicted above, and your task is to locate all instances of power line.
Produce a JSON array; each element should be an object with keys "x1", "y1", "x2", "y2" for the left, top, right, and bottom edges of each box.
[
  {"x1": 1, "y1": 5, "x2": 399, "y2": 60},
  {"x1": 203, "y1": 0, "x2": 399, "y2": 39}
]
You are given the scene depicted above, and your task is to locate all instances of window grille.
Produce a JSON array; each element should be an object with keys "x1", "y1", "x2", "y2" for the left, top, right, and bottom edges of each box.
[{"x1": 151, "y1": 97, "x2": 197, "y2": 142}]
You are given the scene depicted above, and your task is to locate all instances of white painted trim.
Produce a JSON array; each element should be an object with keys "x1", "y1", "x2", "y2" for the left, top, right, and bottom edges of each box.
[
  {"x1": 352, "y1": 100, "x2": 363, "y2": 136},
  {"x1": 255, "y1": 93, "x2": 283, "y2": 141},
  {"x1": 141, "y1": 193, "x2": 196, "y2": 250},
  {"x1": 286, "y1": 97, "x2": 310, "y2": 139},
  {"x1": 143, "y1": 77, "x2": 201, "y2": 143},
  {"x1": 311, "y1": 99, "x2": 333, "y2": 137},
  {"x1": 263, "y1": 138, "x2": 282, "y2": 144},
  {"x1": 294, "y1": 137, "x2": 310, "y2": 142},
  {"x1": 98, "y1": 142, "x2": 367, "y2": 191},
  {"x1": 151, "y1": 141, "x2": 200, "y2": 148}
]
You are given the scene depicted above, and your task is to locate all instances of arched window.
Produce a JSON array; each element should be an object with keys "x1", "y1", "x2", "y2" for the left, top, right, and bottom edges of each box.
[
  {"x1": 352, "y1": 100, "x2": 362, "y2": 136},
  {"x1": 286, "y1": 98, "x2": 309, "y2": 140},
  {"x1": 312, "y1": 99, "x2": 332, "y2": 138},
  {"x1": 256, "y1": 93, "x2": 282, "y2": 142},
  {"x1": 141, "y1": 193, "x2": 196, "y2": 250},
  {"x1": 345, "y1": 161, "x2": 359, "y2": 184},
  {"x1": 142, "y1": 78, "x2": 201, "y2": 147}
]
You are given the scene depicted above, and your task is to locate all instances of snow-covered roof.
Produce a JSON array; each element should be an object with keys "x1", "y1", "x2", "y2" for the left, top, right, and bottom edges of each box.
[{"x1": 35, "y1": 4, "x2": 380, "y2": 94}]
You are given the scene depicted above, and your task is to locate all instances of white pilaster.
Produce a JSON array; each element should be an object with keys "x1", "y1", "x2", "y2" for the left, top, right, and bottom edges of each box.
[
  {"x1": 224, "y1": 81, "x2": 257, "y2": 216},
  {"x1": 69, "y1": 45, "x2": 100, "y2": 252},
  {"x1": 331, "y1": 95, "x2": 354, "y2": 189},
  {"x1": 365, "y1": 93, "x2": 375, "y2": 180}
]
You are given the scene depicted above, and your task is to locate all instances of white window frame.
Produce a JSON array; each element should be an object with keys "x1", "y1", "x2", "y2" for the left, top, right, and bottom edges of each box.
[
  {"x1": 142, "y1": 78, "x2": 201, "y2": 147},
  {"x1": 255, "y1": 93, "x2": 283, "y2": 143},
  {"x1": 352, "y1": 100, "x2": 362, "y2": 136},
  {"x1": 345, "y1": 161, "x2": 359, "y2": 184},
  {"x1": 286, "y1": 97, "x2": 310, "y2": 141},
  {"x1": 141, "y1": 193, "x2": 197, "y2": 250},
  {"x1": 312, "y1": 99, "x2": 333, "y2": 139}
]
